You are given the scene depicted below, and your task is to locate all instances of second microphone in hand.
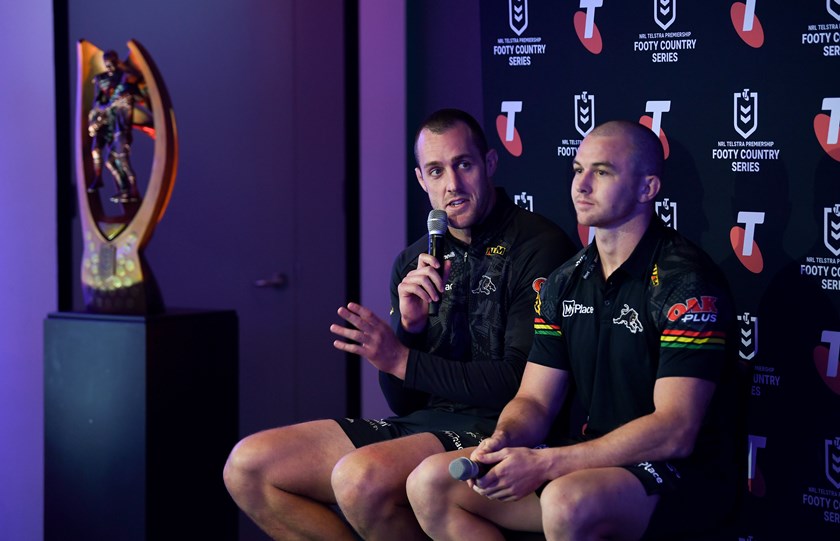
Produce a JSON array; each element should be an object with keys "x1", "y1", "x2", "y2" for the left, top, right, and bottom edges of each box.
[
  {"x1": 449, "y1": 456, "x2": 494, "y2": 481},
  {"x1": 427, "y1": 209, "x2": 448, "y2": 316}
]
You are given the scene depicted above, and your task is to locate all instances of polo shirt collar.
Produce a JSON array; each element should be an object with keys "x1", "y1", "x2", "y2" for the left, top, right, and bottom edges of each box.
[
  {"x1": 615, "y1": 216, "x2": 666, "y2": 280},
  {"x1": 584, "y1": 216, "x2": 666, "y2": 281}
]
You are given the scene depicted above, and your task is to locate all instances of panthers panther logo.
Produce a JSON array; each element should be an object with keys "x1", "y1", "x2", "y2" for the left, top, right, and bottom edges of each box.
[
  {"x1": 472, "y1": 275, "x2": 497, "y2": 295},
  {"x1": 612, "y1": 304, "x2": 644, "y2": 334}
]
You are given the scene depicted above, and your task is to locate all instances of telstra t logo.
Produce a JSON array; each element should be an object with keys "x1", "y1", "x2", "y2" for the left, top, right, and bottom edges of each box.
[
  {"x1": 815, "y1": 97, "x2": 840, "y2": 162},
  {"x1": 730, "y1": 0, "x2": 764, "y2": 48},
  {"x1": 730, "y1": 211, "x2": 765, "y2": 273},
  {"x1": 747, "y1": 434, "x2": 767, "y2": 496},
  {"x1": 496, "y1": 101, "x2": 523, "y2": 157},
  {"x1": 574, "y1": 0, "x2": 603, "y2": 54},
  {"x1": 639, "y1": 101, "x2": 671, "y2": 159},
  {"x1": 815, "y1": 330, "x2": 840, "y2": 395}
]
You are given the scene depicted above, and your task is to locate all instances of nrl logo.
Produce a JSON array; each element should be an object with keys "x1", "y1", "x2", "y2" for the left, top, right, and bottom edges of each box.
[
  {"x1": 734, "y1": 89, "x2": 758, "y2": 139},
  {"x1": 514, "y1": 191, "x2": 533, "y2": 211},
  {"x1": 654, "y1": 0, "x2": 676, "y2": 31},
  {"x1": 825, "y1": 437, "x2": 840, "y2": 489},
  {"x1": 829, "y1": 0, "x2": 840, "y2": 22},
  {"x1": 655, "y1": 198, "x2": 677, "y2": 229},
  {"x1": 509, "y1": 0, "x2": 529, "y2": 36},
  {"x1": 575, "y1": 92, "x2": 595, "y2": 137},
  {"x1": 825, "y1": 205, "x2": 840, "y2": 256},
  {"x1": 737, "y1": 312, "x2": 758, "y2": 361}
]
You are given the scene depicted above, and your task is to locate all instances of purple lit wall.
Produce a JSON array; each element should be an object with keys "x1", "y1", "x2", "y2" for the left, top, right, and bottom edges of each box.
[
  {"x1": 0, "y1": 1, "x2": 56, "y2": 539},
  {"x1": 359, "y1": 0, "x2": 406, "y2": 418}
]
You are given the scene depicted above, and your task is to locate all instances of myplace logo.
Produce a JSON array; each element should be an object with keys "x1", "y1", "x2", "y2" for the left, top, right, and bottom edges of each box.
[{"x1": 563, "y1": 300, "x2": 594, "y2": 317}]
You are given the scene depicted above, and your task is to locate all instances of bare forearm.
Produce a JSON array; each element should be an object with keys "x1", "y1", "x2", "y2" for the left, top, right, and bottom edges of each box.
[
  {"x1": 546, "y1": 410, "x2": 697, "y2": 478},
  {"x1": 493, "y1": 396, "x2": 555, "y2": 448}
]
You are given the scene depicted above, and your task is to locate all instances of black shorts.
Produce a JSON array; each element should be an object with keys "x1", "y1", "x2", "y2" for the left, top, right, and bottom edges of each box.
[
  {"x1": 539, "y1": 440, "x2": 737, "y2": 540},
  {"x1": 334, "y1": 409, "x2": 495, "y2": 452},
  {"x1": 631, "y1": 459, "x2": 737, "y2": 540}
]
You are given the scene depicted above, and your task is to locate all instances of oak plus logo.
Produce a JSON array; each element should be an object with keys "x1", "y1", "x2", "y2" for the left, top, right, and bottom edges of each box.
[
  {"x1": 574, "y1": 0, "x2": 604, "y2": 54},
  {"x1": 509, "y1": 0, "x2": 528, "y2": 35},
  {"x1": 514, "y1": 191, "x2": 534, "y2": 211},
  {"x1": 496, "y1": 101, "x2": 523, "y2": 157},
  {"x1": 734, "y1": 89, "x2": 758, "y2": 139},
  {"x1": 814, "y1": 330, "x2": 840, "y2": 395},
  {"x1": 654, "y1": 0, "x2": 676, "y2": 30},
  {"x1": 730, "y1": 211, "x2": 765, "y2": 273},
  {"x1": 639, "y1": 100, "x2": 671, "y2": 159},
  {"x1": 747, "y1": 434, "x2": 767, "y2": 496},
  {"x1": 825, "y1": 204, "x2": 840, "y2": 256},
  {"x1": 815, "y1": 97, "x2": 840, "y2": 162},
  {"x1": 655, "y1": 198, "x2": 677, "y2": 229},
  {"x1": 731, "y1": 0, "x2": 764, "y2": 48}
]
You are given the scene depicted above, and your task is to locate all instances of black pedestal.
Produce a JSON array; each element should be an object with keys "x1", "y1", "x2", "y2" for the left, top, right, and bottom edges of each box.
[{"x1": 44, "y1": 309, "x2": 239, "y2": 541}]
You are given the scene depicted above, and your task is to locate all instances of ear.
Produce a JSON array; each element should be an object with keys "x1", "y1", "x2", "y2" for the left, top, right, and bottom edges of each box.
[
  {"x1": 485, "y1": 148, "x2": 499, "y2": 177},
  {"x1": 638, "y1": 175, "x2": 660, "y2": 203},
  {"x1": 415, "y1": 167, "x2": 429, "y2": 193}
]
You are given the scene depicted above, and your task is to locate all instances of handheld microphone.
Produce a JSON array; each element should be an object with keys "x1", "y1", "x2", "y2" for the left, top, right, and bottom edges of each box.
[
  {"x1": 427, "y1": 209, "x2": 448, "y2": 316},
  {"x1": 448, "y1": 457, "x2": 492, "y2": 481}
]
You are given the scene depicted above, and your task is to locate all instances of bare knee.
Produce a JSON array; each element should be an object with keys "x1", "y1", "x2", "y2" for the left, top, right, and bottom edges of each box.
[
  {"x1": 332, "y1": 449, "x2": 406, "y2": 527},
  {"x1": 540, "y1": 480, "x2": 594, "y2": 539},
  {"x1": 223, "y1": 433, "x2": 270, "y2": 498},
  {"x1": 406, "y1": 453, "x2": 458, "y2": 535}
]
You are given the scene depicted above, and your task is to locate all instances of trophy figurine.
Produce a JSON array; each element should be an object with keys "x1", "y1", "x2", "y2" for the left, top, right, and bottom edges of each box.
[{"x1": 75, "y1": 39, "x2": 177, "y2": 314}]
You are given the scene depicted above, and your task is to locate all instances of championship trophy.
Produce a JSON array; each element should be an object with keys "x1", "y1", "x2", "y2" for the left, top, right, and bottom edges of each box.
[{"x1": 75, "y1": 39, "x2": 177, "y2": 314}]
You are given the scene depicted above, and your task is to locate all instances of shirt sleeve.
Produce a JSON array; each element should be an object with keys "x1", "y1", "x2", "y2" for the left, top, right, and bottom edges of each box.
[
  {"x1": 378, "y1": 250, "x2": 431, "y2": 416},
  {"x1": 527, "y1": 265, "x2": 572, "y2": 371},
  {"x1": 403, "y1": 228, "x2": 575, "y2": 410},
  {"x1": 653, "y1": 263, "x2": 734, "y2": 383}
]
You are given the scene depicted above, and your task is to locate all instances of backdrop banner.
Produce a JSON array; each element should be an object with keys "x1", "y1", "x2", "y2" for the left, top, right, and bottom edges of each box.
[{"x1": 473, "y1": 1, "x2": 840, "y2": 538}]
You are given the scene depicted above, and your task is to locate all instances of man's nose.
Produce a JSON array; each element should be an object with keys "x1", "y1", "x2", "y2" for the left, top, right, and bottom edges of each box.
[
  {"x1": 446, "y1": 168, "x2": 464, "y2": 191},
  {"x1": 573, "y1": 173, "x2": 590, "y2": 192}
]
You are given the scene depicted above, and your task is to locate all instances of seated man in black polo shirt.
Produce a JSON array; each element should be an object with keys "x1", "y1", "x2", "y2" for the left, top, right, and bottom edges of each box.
[{"x1": 407, "y1": 120, "x2": 741, "y2": 540}]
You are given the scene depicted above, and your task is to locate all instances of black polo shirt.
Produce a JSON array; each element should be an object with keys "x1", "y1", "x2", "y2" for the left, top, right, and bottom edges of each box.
[{"x1": 529, "y1": 217, "x2": 736, "y2": 466}]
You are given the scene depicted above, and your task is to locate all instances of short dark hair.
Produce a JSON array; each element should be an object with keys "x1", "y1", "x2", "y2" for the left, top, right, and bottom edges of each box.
[
  {"x1": 413, "y1": 108, "x2": 489, "y2": 166},
  {"x1": 590, "y1": 120, "x2": 664, "y2": 179}
]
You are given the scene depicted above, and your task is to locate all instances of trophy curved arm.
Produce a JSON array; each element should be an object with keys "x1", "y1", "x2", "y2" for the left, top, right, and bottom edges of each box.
[{"x1": 75, "y1": 39, "x2": 177, "y2": 313}]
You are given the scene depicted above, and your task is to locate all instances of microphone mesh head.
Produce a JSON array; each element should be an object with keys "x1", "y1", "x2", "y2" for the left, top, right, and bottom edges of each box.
[
  {"x1": 448, "y1": 457, "x2": 477, "y2": 481},
  {"x1": 427, "y1": 209, "x2": 448, "y2": 235}
]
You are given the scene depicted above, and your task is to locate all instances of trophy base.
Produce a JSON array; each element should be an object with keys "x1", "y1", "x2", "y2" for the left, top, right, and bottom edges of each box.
[{"x1": 44, "y1": 309, "x2": 239, "y2": 540}]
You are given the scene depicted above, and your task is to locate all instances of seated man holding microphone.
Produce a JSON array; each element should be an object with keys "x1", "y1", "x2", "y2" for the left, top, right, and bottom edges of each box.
[
  {"x1": 223, "y1": 108, "x2": 575, "y2": 540},
  {"x1": 407, "y1": 120, "x2": 741, "y2": 541}
]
